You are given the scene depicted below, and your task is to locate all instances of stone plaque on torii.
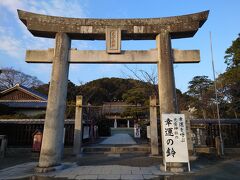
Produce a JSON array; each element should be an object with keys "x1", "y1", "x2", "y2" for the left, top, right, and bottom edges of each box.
[{"x1": 18, "y1": 10, "x2": 209, "y2": 171}]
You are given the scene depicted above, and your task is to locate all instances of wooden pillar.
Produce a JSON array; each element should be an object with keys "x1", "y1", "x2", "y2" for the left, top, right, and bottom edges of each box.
[
  {"x1": 150, "y1": 96, "x2": 159, "y2": 155},
  {"x1": 73, "y1": 96, "x2": 83, "y2": 155},
  {"x1": 38, "y1": 32, "x2": 71, "y2": 169}
]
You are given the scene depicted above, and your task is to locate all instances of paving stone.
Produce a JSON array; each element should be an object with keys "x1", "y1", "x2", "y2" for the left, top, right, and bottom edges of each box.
[
  {"x1": 100, "y1": 134, "x2": 136, "y2": 145},
  {"x1": 60, "y1": 174, "x2": 77, "y2": 179},
  {"x1": 110, "y1": 170, "x2": 122, "y2": 175},
  {"x1": 121, "y1": 174, "x2": 144, "y2": 180},
  {"x1": 111, "y1": 165, "x2": 121, "y2": 170},
  {"x1": 108, "y1": 165, "x2": 130, "y2": 175},
  {"x1": 131, "y1": 167, "x2": 141, "y2": 174},
  {"x1": 98, "y1": 174, "x2": 121, "y2": 179},
  {"x1": 131, "y1": 170, "x2": 142, "y2": 174},
  {"x1": 120, "y1": 170, "x2": 132, "y2": 174},
  {"x1": 143, "y1": 174, "x2": 158, "y2": 179},
  {"x1": 54, "y1": 168, "x2": 75, "y2": 177},
  {"x1": 131, "y1": 167, "x2": 140, "y2": 170},
  {"x1": 75, "y1": 175, "x2": 98, "y2": 179},
  {"x1": 98, "y1": 170, "x2": 112, "y2": 175},
  {"x1": 151, "y1": 169, "x2": 163, "y2": 175},
  {"x1": 150, "y1": 166, "x2": 159, "y2": 170},
  {"x1": 140, "y1": 167, "x2": 153, "y2": 175},
  {"x1": 76, "y1": 170, "x2": 91, "y2": 175},
  {"x1": 88, "y1": 169, "x2": 100, "y2": 175},
  {"x1": 120, "y1": 166, "x2": 130, "y2": 170}
]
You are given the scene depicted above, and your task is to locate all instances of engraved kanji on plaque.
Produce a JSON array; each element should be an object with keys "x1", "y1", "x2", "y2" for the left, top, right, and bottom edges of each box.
[{"x1": 106, "y1": 28, "x2": 121, "y2": 53}]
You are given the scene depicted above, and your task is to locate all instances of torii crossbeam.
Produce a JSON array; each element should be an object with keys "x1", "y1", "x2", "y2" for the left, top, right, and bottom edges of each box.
[
  {"x1": 18, "y1": 9, "x2": 209, "y2": 171},
  {"x1": 26, "y1": 48, "x2": 200, "y2": 64}
]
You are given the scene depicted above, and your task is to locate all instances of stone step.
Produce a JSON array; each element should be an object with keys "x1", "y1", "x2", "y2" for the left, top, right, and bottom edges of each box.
[{"x1": 82, "y1": 146, "x2": 151, "y2": 154}]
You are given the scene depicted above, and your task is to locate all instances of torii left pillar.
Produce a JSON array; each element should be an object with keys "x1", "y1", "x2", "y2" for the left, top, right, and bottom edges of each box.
[{"x1": 37, "y1": 33, "x2": 71, "y2": 171}]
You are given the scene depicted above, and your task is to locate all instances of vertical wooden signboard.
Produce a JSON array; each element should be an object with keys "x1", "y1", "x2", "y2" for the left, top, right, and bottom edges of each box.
[{"x1": 161, "y1": 114, "x2": 190, "y2": 171}]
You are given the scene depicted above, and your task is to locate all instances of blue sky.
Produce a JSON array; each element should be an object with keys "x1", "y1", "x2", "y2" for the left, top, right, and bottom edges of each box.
[{"x1": 0, "y1": 0, "x2": 239, "y2": 92}]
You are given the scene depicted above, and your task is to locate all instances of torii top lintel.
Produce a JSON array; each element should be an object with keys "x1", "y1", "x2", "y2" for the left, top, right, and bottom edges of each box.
[{"x1": 18, "y1": 10, "x2": 209, "y2": 40}]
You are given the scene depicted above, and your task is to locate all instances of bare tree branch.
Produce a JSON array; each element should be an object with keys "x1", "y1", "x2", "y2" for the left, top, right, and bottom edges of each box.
[
  {"x1": 122, "y1": 65, "x2": 158, "y2": 96},
  {"x1": 0, "y1": 67, "x2": 43, "y2": 90}
]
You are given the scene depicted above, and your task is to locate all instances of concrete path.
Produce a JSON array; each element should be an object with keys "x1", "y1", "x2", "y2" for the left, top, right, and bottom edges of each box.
[{"x1": 100, "y1": 133, "x2": 136, "y2": 145}]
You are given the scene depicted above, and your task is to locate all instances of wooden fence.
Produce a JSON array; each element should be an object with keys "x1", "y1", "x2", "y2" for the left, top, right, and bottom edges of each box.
[
  {"x1": 191, "y1": 119, "x2": 240, "y2": 148},
  {"x1": 0, "y1": 119, "x2": 240, "y2": 148},
  {"x1": 0, "y1": 119, "x2": 75, "y2": 146}
]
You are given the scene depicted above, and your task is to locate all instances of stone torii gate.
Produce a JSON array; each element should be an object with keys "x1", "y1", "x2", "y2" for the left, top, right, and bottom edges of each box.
[{"x1": 18, "y1": 10, "x2": 209, "y2": 170}]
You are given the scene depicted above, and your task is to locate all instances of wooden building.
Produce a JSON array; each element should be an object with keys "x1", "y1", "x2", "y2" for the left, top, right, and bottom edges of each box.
[
  {"x1": 102, "y1": 101, "x2": 138, "y2": 128},
  {"x1": 0, "y1": 84, "x2": 47, "y2": 117}
]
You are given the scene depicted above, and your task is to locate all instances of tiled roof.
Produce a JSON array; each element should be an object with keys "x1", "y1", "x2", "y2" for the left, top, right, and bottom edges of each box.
[
  {"x1": 0, "y1": 84, "x2": 48, "y2": 101},
  {"x1": 0, "y1": 84, "x2": 48, "y2": 108},
  {"x1": 0, "y1": 101, "x2": 47, "y2": 108},
  {"x1": 18, "y1": 84, "x2": 48, "y2": 100},
  {"x1": 190, "y1": 119, "x2": 240, "y2": 124},
  {"x1": 0, "y1": 119, "x2": 90, "y2": 124}
]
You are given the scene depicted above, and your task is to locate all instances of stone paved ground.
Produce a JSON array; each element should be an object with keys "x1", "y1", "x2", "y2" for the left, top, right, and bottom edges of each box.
[
  {"x1": 100, "y1": 134, "x2": 137, "y2": 145},
  {"x1": 47, "y1": 164, "x2": 171, "y2": 180},
  {"x1": 77, "y1": 154, "x2": 160, "y2": 167},
  {"x1": 0, "y1": 153, "x2": 240, "y2": 179},
  {"x1": 0, "y1": 163, "x2": 172, "y2": 180},
  {"x1": 1, "y1": 134, "x2": 240, "y2": 180}
]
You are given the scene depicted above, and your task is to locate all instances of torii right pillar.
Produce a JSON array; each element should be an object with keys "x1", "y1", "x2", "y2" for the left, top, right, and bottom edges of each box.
[{"x1": 157, "y1": 30, "x2": 181, "y2": 172}]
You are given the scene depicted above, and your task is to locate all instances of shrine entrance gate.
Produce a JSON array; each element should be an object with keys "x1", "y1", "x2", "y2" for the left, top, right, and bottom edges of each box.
[{"x1": 18, "y1": 9, "x2": 209, "y2": 169}]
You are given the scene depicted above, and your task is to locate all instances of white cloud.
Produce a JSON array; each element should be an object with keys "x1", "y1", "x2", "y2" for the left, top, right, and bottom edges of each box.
[
  {"x1": 0, "y1": 0, "x2": 23, "y2": 14},
  {"x1": 0, "y1": 36, "x2": 23, "y2": 58},
  {"x1": 0, "y1": 0, "x2": 88, "y2": 17},
  {"x1": 0, "y1": 0, "x2": 90, "y2": 83},
  {"x1": 0, "y1": 0, "x2": 89, "y2": 57},
  {"x1": 27, "y1": 0, "x2": 88, "y2": 18}
]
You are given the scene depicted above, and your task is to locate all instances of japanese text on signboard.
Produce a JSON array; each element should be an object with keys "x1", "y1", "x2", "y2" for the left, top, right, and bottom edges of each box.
[{"x1": 162, "y1": 114, "x2": 189, "y2": 163}]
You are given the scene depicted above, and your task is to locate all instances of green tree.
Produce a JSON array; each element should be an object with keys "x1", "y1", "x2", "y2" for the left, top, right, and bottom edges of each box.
[
  {"x1": 187, "y1": 76, "x2": 214, "y2": 118},
  {"x1": 226, "y1": 71, "x2": 240, "y2": 118},
  {"x1": 122, "y1": 88, "x2": 147, "y2": 105},
  {"x1": 220, "y1": 34, "x2": 240, "y2": 118},
  {"x1": 176, "y1": 89, "x2": 194, "y2": 112},
  {"x1": 122, "y1": 87, "x2": 148, "y2": 120},
  {"x1": 67, "y1": 80, "x2": 78, "y2": 101},
  {"x1": 224, "y1": 34, "x2": 240, "y2": 69},
  {"x1": 216, "y1": 71, "x2": 240, "y2": 118}
]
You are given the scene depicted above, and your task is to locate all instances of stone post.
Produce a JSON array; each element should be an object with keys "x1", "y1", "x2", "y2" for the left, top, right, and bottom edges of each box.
[
  {"x1": 127, "y1": 120, "x2": 130, "y2": 128},
  {"x1": 150, "y1": 96, "x2": 159, "y2": 155},
  {"x1": 0, "y1": 135, "x2": 7, "y2": 158},
  {"x1": 38, "y1": 33, "x2": 71, "y2": 170},
  {"x1": 157, "y1": 31, "x2": 181, "y2": 172},
  {"x1": 114, "y1": 116, "x2": 117, "y2": 128},
  {"x1": 182, "y1": 111, "x2": 194, "y2": 155},
  {"x1": 73, "y1": 96, "x2": 83, "y2": 155},
  {"x1": 215, "y1": 136, "x2": 221, "y2": 156}
]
